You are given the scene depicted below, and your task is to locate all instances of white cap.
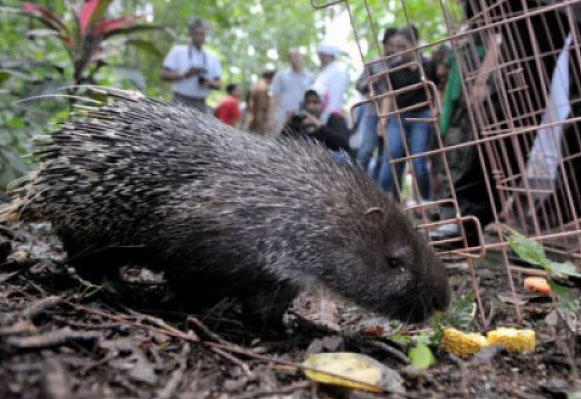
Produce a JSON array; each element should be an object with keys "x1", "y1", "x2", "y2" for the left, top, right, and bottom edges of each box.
[{"x1": 317, "y1": 43, "x2": 339, "y2": 56}]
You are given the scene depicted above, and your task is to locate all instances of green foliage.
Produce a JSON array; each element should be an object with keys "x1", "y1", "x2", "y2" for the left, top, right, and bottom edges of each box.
[
  {"x1": 389, "y1": 294, "x2": 476, "y2": 368},
  {"x1": 3, "y1": 0, "x2": 168, "y2": 86},
  {"x1": 547, "y1": 280, "x2": 579, "y2": 313},
  {"x1": 506, "y1": 227, "x2": 581, "y2": 312},
  {"x1": 431, "y1": 292, "x2": 476, "y2": 344},
  {"x1": 506, "y1": 228, "x2": 581, "y2": 278},
  {"x1": 407, "y1": 343, "x2": 436, "y2": 370},
  {"x1": 506, "y1": 227, "x2": 547, "y2": 268}
]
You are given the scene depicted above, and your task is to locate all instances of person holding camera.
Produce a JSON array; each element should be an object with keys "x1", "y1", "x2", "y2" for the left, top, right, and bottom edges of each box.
[
  {"x1": 280, "y1": 87, "x2": 351, "y2": 162},
  {"x1": 160, "y1": 16, "x2": 221, "y2": 113}
]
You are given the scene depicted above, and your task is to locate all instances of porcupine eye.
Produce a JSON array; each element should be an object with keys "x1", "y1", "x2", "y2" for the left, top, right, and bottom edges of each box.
[{"x1": 385, "y1": 257, "x2": 404, "y2": 271}]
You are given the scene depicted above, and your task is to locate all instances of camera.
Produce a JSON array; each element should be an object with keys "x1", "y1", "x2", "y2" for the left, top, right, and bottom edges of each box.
[
  {"x1": 288, "y1": 108, "x2": 317, "y2": 136},
  {"x1": 198, "y1": 75, "x2": 207, "y2": 86},
  {"x1": 290, "y1": 109, "x2": 309, "y2": 124}
]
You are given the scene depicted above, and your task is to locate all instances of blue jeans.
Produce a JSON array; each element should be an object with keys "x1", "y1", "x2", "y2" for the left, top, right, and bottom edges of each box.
[
  {"x1": 378, "y1": 108, "x2": 432, "y2": 200},
  {"x1": 331, "y1": 150, "x2": 353, "y2": 165},
  {"x1": 356, "y1": 112, "x2": 378, "y2": 170},
  {"x1": 356, "y1": 112, "x2": 384, "y2": 180}
]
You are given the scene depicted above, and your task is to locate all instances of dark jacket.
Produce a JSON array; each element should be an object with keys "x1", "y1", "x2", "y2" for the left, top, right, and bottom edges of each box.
[{"x1": 280, "y1": 113, "x2": 351, "y2": 152}]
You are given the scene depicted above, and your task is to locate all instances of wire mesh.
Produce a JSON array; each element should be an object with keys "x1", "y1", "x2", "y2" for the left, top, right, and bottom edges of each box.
[{"x1": 311, "y1": 0, "x2": 581, "y2": 325}]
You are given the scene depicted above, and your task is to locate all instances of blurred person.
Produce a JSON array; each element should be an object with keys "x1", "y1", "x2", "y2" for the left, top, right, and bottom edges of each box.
[
  {"x1": 355, "y1": 27, "x2": 399, "y2": 179},
  {"x1": 280, "y1": 87, "x2": 351, "y2": 163},
  {"x1": 376, "y1": 27, "x2": 439, "y2": 201},
  {"x1": 427, "y1": 44, "x2": 454, "y2": 198},
  {"x1": 270, "y1": 48, "x2": 314, "y2": 135},
  {"x1": 246, "y1": 70, "x2": 275, "y2": 135},
  {"x1": 160, "y1": 16, "x2": 221, "y2": 113},
  {"x1": 430, "y1": 0, "x2": 581, "y2": 247},
  {"x1": 313, "y1": 43, "x2": 349, "y2": 123},
  {"x1": 214, "y1": 83, "x2": 242, "y2": 127},
  {"x1": 431, "y1": 44, "x2": 452, "y2": 97}
]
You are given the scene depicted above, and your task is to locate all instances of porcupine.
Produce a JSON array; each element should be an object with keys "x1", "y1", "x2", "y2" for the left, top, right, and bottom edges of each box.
[{"x1": 3, "y1": 89, "x2": 450, "y2": 328}]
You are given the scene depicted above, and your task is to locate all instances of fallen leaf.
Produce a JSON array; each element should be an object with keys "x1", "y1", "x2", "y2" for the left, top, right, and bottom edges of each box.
[
  {"x1": 408, "y1": 343, "x2": 436, "y2": 370},
  {"x1": 302, "y1": 352, "x2": 405, "y2": 394}
]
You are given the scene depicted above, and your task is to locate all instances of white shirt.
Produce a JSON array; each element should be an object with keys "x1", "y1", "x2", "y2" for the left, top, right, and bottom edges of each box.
[
  {"x1": 271, "y1": 67, "x2": 314, "y2": 130},
  {"x1": 313, "y1": 60, "x2": 349, "y2": 123},
  {"x1": 163, "y1": 44, "x2": 221, "y2": 99}
]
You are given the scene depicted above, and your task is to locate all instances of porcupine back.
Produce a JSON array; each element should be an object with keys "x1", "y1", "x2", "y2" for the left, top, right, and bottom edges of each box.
[{"x1": 5, "y1": 92, "x2": 450, "y2": 325}]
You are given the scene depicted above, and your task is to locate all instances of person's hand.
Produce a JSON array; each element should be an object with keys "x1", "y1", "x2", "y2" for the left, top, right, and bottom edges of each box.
[
  {"x1": 301, "y1": 112, "x2": 322, "y2": 130},
  {"x1": 284, "y1": 110, "x2": 295, "y2": 124},
  {"x1": 377, "y1": 117, "x2": 387, "y2": 137},
  {"x1": 182, "y1": 66, "x2": 206, "y2": 79},
  {"x1": 469, "y1": 82, "x2": 488, "y2": 107}
]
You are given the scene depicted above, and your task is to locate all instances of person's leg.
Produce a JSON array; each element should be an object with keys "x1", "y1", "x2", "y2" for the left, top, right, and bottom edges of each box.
[
  {"x1": 378, "y1": 116, "x2": 405, "y2": 197},
  {"x1": 356, "y1": 112, "x2": 378, "y2": 170},
  {"x1": 408, "y1": 109, "x2": 433, "y2": 201},
  {"x1": 373, "y1": 136, "x2": 385, "y2": 181}
]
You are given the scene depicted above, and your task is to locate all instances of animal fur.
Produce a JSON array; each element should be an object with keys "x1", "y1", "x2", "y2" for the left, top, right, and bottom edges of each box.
[{"x1": 3, "y1": 90, "x2": 450, "y2": 327}]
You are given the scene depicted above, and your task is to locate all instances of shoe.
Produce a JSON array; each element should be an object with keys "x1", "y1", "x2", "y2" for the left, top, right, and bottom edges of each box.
[
  {"x1": 429, "y1": 223, "x2": 460, "y2": 241},
  {"x1": 429, "y1": 221, "x2": 480, "y2": 248}
]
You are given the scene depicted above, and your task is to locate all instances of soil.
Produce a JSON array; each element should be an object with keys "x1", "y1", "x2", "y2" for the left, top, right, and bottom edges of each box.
[{"x1": 0, "y1": 221, "x2": 579, "y2": 399}]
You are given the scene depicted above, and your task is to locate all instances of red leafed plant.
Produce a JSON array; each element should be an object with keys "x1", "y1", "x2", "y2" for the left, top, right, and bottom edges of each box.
[{"x1": 7, "y1": 0, "x2": 168, "y2": 85}]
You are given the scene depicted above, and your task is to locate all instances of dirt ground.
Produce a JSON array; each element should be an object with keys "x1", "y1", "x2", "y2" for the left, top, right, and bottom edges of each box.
[{"x1": 0, "y1": 221, "x2": 580, "y2": 399}]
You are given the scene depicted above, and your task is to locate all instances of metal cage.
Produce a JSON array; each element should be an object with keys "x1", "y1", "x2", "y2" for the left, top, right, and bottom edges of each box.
[{"x1": 312, "y1": 0, "x2": 581, "y2": 324}]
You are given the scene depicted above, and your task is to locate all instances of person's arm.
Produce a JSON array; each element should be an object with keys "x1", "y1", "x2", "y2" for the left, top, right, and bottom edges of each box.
[
  {"x1": 356, "y1": 67, "x2": 371, "y2": 95},
  {"x1": 160, "y1": 47, "x2": 188, "y2": 82},
  {"x1": 160, "y1": 67, "x2": 202, "y2": 82},
  {"x1": 231, "y1": 102, "x2": 242, "y2": 128},
  {"x1": 205, "y1": 78, "x2": 221, "y2": 90},
  {"x1": 377, "y1": 97, "x2": 392, "y2": 137},
  {"x1": 312, "y1": 114, "x2": 350, "y2": 151},
  {"x1": 205, "y1": 56, "x2": 222, "y2": 90},
  {"x1": 326, "y1": 68, "x2": 349, "y2": 114},
  {"x1": 470, "y1": 33, "x2": 502, "y2": 106},
  {"x1": 268, "y1": 72, "x2": 284, "y2": 131}
]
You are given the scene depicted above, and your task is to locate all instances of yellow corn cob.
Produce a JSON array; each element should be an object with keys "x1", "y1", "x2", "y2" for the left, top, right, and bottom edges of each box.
[
  {"x1": 487, "y1": 327, "x2": 536, "y2": 353},
  {"x1": 441, "y1": 328, "x2": 489, "y2": 357}
]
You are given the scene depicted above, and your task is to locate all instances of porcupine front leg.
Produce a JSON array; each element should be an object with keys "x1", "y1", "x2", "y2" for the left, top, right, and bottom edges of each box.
[{"x1": 240, "y1": 283, "x2": 299, "y2": 330}]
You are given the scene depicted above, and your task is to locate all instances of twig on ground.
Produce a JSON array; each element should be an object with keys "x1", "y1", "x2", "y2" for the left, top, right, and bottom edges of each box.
[
  {"x1": 80, "y1": 353, "x2": 118, "y2": 376},
  {"x1": 554, "y1": 310, "x2": 580, "y2": 380},
  {"x1": 486, "y1": 299, "x2": 496, "y2": 327},
  {"x1": 42, "y1": 359, "x2": 72, "y2": 399},
  {"x1": 210, "y1": 346, "x2": 252, "y2": 375},
  {"x1": 6, "y1": 327, "x2": 101, "y2": 351},
  {"x1": 449, "y1": 354, "x2": 469, "y2": 397},
  {"x1": 207, "y1": 342, "x2": 387, "y2": 392},
  {"x1": 69, "y1": 303, "x2": 199, "y2": 343},
  {"x1": 22, "y1": 295, "x2": 62, "y2": 319},
  {"x1": 359, "y1": 339, "x2": 410, "y2": 365},
  {"x1": 234, "y1": 381, "x2": 310, "y2": 399},
  {"x1": 52, "y1": 316, "x2": 125, "y2": 331},
  {"x1": 509, "y1": 264, "x2": 548, "y2": 278},
  {"x1": 187, "y1": 315, "x2": 234, "y2": 346},
  {"x1": 71, "y1": 302, "x2": 391, "y2": 393},
  {"x1": 156, "y1": 342, "x2": 190, "y2": 399},
  {"x1": 0, "y1": 319, "x2": 37, "y2": 336}
]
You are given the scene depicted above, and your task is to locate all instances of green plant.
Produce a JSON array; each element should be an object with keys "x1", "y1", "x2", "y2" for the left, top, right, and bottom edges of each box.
[
  {"x1": 3, "y1": 0, "x2": 169, "y2": 87},
  {"x1": 506, "y1": 227, "x2": 581, "y2": 312}
]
